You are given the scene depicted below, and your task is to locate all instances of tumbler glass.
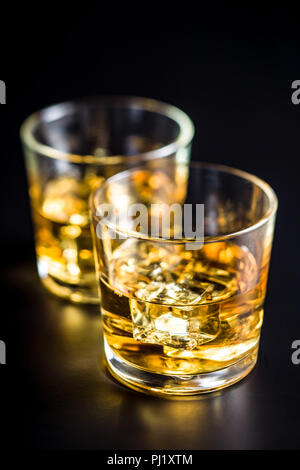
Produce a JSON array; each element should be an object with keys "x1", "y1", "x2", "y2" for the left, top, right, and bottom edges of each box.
[
  {"x1": 20, "y1": 97, "x2": 194, "y2": 303},
  {"x1": 90, "y1": 161, "x2": 277, "y2": 395}
]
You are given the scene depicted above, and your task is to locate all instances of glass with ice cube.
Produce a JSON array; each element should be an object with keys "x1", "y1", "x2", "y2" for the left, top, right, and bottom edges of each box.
[
  {"x1": 90, "y1": 161, "x2": 277, "y2": 396},
  {"x1": 21, "y1": 97, "x2": 194, "y2": 304}
]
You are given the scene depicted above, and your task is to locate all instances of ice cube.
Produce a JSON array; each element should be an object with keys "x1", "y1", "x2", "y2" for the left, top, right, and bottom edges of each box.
[
  {"x1": 154, "y1": 312, "x2": 188, "y2": 335},
  {"x1": 129, "y1": 297, "x2": 220, "y2": 350}
]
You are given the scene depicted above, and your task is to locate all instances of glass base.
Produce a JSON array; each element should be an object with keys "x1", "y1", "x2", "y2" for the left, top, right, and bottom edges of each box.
[
  {"x1": 104, "y1": 340, "x2": 258, "y2": 397},
  {"x1": 40, "y1": 274, "x2": 99, "y2": 304}
]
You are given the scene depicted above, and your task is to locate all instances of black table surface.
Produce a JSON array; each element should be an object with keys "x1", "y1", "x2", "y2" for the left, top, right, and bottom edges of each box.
[{"x1": 2, "y1": 252, "x2": 300, "y2": 451}]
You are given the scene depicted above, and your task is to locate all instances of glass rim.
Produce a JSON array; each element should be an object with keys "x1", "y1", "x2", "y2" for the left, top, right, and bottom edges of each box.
[
  {"x1": 20, "y1": 95, "x2": 195, "y2": 165},
  {"x1": 90, "y1": 161, "x2": 278, "y2": 243}
]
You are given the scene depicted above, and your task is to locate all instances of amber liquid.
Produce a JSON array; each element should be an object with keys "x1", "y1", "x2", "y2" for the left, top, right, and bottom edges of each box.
[
  {"x1": 31, "y1": 175, "x2": 104, "y2": 302},
  {"x1": 100, "y1": 239, "x2": 268, "y2": 375}
]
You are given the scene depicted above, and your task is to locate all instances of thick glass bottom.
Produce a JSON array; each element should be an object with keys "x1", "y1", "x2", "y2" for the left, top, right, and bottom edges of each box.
[
  {"x1": 104, "y1": 339, "x2": 258, "y2": 397},
  {"x1": 40, "y1": 274, "x2": 99, "y2": 304}
]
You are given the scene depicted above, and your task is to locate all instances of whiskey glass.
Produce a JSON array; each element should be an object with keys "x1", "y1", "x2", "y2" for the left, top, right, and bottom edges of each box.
[
  {"x1": 90, "y1": 161, "x2": 277, "y2": 395},
  {"x1": 20, "y1": 97, "x2": 194, "y2": 304}
]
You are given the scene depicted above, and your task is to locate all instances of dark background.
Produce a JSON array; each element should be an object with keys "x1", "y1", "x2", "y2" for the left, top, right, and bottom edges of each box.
[{"x1": 0, "y1": 6, "x2": 299, "y2": 450}]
